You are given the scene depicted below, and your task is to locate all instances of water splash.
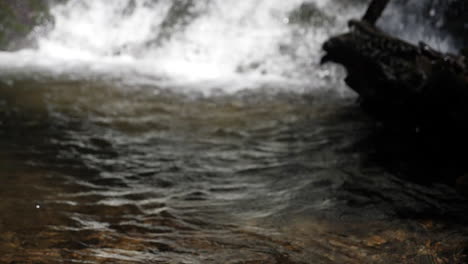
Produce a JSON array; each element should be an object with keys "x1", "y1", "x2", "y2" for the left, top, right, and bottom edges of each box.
[
  {"x1": 0, "y1": 0, "x2": 460, "y2": 94},
  {"x1": 0, "y1": 0, "x2": 366, "y2": 93}
]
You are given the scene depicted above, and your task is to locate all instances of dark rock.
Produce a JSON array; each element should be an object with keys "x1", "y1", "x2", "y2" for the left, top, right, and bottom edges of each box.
[
  {"x1": 322, "y1": 17, "x2": 468, "y2": 182},
  {"x1": 0, "y1": 0, "x2": 52, "y2": 50},
  {"x1": 322, "y1": 19, "x2": 467, "y2": 130}
]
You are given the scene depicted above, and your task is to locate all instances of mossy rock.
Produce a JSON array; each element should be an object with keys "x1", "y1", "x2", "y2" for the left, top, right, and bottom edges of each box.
[{"x1": 0, "y1": 0, "x2": 51, "y2": 50}]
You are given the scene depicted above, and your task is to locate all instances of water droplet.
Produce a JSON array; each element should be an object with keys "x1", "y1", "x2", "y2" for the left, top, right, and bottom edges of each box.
[{"x1": 317, "y1": 69, "x2": 330, "y2": 79}]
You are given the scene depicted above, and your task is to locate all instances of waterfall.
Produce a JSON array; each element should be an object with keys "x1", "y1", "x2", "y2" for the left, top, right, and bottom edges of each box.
[{"x1": 0, "y1": 0, "x2": 459, "y2": 93}]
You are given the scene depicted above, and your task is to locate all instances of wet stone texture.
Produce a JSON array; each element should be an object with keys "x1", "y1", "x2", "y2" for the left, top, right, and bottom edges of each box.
[{"x1": 0, "y1": 0, "x2": 51, "y2": 50}]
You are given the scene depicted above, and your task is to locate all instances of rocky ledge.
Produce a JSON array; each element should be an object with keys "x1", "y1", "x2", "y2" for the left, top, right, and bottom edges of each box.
[{"x1": 321, "y1": 0, "x2": 468, "y2": 184}]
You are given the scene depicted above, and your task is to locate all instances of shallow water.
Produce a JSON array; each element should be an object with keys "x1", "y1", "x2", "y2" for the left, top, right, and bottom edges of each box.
[
  {"x1": 0, "y1": 79, "x2": 468, "y2": 264},
  {"x1": 1, "y1": 0, "x2": 468, "y2": 263}
]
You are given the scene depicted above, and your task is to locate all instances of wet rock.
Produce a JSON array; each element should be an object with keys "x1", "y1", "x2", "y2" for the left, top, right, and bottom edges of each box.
[
  {"x1": 322, "y1": 19, "x2": 468, "y2": 128},
  {"x1": 0, "y1": 0, "x2": 52, "y2": 50},
  {"x1": 321, "y1": 2, "x2": 468, "y2": 182}
]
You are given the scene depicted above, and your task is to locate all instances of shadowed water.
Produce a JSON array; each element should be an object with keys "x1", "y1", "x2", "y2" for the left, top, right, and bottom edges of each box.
[{"x1": 1, "y1": 80, "x2": 468, "y2": 263}]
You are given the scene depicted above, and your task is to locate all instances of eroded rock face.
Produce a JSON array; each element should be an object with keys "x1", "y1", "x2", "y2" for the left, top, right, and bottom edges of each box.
[
  {"x1": 322, "y1": 17, "x2": 468, "y2": 181},
  {"x1": 0, "y1": 0, "x2": 51, "y2": 50},
  {"x1": 322, "y1": 20, "x2": 467, "y2": 128}
]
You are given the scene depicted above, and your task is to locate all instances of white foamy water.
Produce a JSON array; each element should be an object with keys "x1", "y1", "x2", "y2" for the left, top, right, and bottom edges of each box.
[{"x1": 0, "y1": 0, "x2": 367, "y2": 93}]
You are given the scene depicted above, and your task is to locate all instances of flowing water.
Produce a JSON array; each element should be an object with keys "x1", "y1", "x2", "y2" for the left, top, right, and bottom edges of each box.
[{"x1": 1, "y1": 0, "x2": 468, "y2": 263}]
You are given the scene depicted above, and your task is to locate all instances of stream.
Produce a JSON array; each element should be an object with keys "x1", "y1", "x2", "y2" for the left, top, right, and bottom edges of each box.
[{"x1": 0, "y1": 0, "x2": 467, "y2": 263}]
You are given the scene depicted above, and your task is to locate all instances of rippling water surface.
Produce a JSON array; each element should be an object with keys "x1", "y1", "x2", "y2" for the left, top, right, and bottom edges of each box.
[
  {"x1": 1, "y1": 0, "x2": 468, "y2": 263},
  {"x1": 1, "y1": 80, "x2": 467, "y2": 263}
]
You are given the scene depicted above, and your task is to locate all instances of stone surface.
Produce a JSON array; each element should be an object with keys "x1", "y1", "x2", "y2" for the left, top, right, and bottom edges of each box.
[
  {"x1": 0, "y1": 0, "x2": 51, "y2": 50},
  {"x1": 322, "y1": 18, "x2": 468, "y2": 182}
]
